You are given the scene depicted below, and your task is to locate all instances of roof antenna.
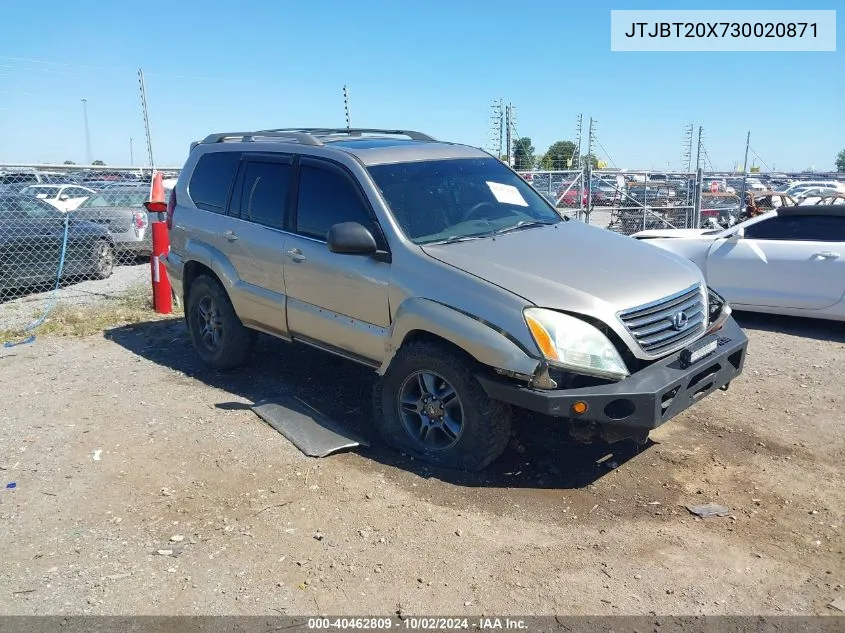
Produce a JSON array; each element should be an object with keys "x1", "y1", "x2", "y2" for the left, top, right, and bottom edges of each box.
[{"x1": 343, "y1": 85, "x2": 351, "y2": 134}]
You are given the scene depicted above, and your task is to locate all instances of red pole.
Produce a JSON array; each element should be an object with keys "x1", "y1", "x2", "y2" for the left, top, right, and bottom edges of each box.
[{"x1": 151, "y1": 220, "x2": 172, "y2": 314}]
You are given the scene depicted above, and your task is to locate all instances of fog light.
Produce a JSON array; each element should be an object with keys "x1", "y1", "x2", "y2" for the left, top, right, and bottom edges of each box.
[
  {"x1": 571, "y1": 401, "x2": 588, "y2": 415},
  {"x1": 680, "y1": 338, "x2": 718, "y2": 368}
]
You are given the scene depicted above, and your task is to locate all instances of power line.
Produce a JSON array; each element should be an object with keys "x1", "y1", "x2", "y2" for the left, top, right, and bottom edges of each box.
[
  {"x1": 593, "y1": 136, "x2": 618, "y2": 170},
  {"x1": 749, "y1": 146, "x2": 772, "y2": 172}
]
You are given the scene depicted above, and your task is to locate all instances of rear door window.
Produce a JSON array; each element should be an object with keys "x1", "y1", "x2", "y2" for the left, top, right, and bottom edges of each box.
[
  {"x1": 233, "y1": 159, "x2": 292, "y2": 230},
  {"x1": 188, "y1": 151, "x2": 241, "y2": 213}
]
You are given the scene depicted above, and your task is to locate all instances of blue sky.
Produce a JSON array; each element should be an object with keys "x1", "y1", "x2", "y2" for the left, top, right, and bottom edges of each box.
[{"x1": 0, "y1": 0, "x2": 841, "y2": 171}]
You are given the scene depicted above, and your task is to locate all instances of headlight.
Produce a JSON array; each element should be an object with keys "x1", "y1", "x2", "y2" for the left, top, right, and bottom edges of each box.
[
  {"x1": 524, "y1": 308, "x2": 629, "y2": 380},
  {"x1": 705, "y1": 286, "x2": 732, "y2": 334}
]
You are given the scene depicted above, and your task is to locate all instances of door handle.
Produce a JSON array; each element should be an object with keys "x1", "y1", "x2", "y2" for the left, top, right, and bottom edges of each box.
[
  {"x1": 815, "y1": 251, "x2": 840, "y2": 260},
  {"x1": 285, "y1": 248, "x2": 306, "y2": 263},
  {"x1": 224, "y1": 230, "x2": 238, "y2": 242}
]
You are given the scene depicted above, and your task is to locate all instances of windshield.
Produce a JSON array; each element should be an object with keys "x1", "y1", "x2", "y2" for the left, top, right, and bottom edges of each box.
[
  {"x1": 20, "y1": 185, "x2": 60, "y2": 197},
  {"x1": 367, "y1": 158, "x2": 562, "y2": 244},
  {"x1": 78, "y1": 190, "x2": 147, "y2": 208}
]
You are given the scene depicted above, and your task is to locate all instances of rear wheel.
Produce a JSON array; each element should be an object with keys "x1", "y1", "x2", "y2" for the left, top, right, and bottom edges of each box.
[
  {"x1": 90, "y1": 240, "x2": 114, "y2": 280},
  {"x1": 186, "y1": 275, "x2": 256, "y2": 369},
  {"x1": 373, "y1": 341, "x2": 512, "y2": 471}
]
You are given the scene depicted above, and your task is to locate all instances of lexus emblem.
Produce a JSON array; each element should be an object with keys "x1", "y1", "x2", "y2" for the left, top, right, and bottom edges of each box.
[{"x1": 671, "y1": 310, "x2": 690, "y2": 331}]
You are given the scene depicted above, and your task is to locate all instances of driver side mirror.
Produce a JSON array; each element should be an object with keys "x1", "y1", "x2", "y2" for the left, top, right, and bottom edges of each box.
[
  {"x1": 327, "y1": 222, "x2": 378, "y2": 255},
  {"x1": 729, "y1": 227, "x2": 745, "y2": 240},
  {"x1": 59, "y1": 194, "x2": 69, "y2": 201}
]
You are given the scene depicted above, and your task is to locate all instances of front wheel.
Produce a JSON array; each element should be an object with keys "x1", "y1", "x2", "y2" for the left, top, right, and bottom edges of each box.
[{"x1": 373, "y1": 341, "x2": 512, "y2": 471}]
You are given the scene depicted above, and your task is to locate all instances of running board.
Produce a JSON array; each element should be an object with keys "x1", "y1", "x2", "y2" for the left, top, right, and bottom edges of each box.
[{"x1": 251, "y1": 395, "x2": 368, "y2": 458}]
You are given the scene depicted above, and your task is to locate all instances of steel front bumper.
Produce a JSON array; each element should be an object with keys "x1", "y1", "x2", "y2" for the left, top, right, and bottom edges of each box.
[{"x1": 477, "y1": 316, "x2": 748, "y2": 429}]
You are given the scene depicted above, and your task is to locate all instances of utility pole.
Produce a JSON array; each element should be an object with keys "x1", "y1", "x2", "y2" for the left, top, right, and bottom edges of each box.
[
  {"x1": 129, "y1": 137, "x2": 134, "y2": 166},
  {"x1": 343, "y1": 85, "x2": 351, "y2": 132},
  {"x1": 81, "y1": 98, "x2": 92, "y2": 165},
  {"x1": 737, "y1": 131, "x2": 751, "y2": 218},
  {"x1": 682, "y1": 123, "x2": 694, "y2": 173},
  {"x1": 138, "y1": 69, "x2": 154, "y2": 169},
  {"x1": 695, "y1": 126, "x2": 703, "y2": 172},
  {"x1": 505, "y1": 103, "x2": 513, "y2": 167},
  {"x1": 585, "y1": 117, "x2": 595, "y2": 223},
  {"x1": 573, "y1": 114, "x2": 583, "y2": 170},
  {"x1": 488, "y1": 99, "x2": 504, "y2": 159}
]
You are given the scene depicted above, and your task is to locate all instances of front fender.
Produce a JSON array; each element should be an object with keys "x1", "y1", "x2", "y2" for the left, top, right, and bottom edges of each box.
[{"x1": 378, "y1": 297, "x2": 541, "y2": 378}]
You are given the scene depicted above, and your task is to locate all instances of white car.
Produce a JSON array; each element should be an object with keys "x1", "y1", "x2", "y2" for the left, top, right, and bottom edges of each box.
[
  {"x1": 18, "y1": 184, "x2": 96, "y2": 212},
  {"x1": 796, "y1": 187, "x2": 841, "y2": 205},
  {"x1": 632, "y1": 206, "x2": 845, "y2": 321},
  {"x1": 783, "y1": 180, "x2": 845, "y2": 197}
]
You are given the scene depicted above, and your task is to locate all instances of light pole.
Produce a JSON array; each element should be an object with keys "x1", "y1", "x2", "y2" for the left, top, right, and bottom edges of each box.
[
  {"x1": 130, "y1": 137, "x2": 134, "y2": 166},
  {"x1": 81, "y1": 98, "x2": 93, "y2": 165}
]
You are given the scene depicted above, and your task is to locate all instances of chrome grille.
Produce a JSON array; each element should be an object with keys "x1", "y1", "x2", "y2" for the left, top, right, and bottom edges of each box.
[{"x1": 618, "y1": 284, "x2": 707, "y2": 356}]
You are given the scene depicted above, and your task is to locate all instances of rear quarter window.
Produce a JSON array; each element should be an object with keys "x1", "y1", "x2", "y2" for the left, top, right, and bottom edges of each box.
[{"x1": 188, "y1": 152, "x2": 241, "y2": 213}]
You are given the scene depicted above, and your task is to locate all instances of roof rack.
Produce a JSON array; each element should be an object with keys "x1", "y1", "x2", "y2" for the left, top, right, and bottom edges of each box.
[{"x1": 198, "y1": 128, "x2": 437, "y2": 147}]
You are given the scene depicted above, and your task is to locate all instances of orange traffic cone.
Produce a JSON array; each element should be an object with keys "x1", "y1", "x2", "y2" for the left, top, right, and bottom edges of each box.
[
  {"x1": 146, "y1": 169, "x2": 172, "y2": 314},
  {"x1": 145, "y1": 171, "x2": 166, "y2": 212}
]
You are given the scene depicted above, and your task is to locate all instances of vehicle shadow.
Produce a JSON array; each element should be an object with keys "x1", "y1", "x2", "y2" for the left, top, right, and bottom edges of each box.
[
  {"x1": 104, "y1": 319, "x2": 651, "y2": 490},
  {"x1": 733, "y1": 310, "x2": 844, "y2": 343}
]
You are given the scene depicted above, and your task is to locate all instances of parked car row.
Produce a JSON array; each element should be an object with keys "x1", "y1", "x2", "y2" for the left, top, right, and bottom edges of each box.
[{"x1": 0, "y1": 194, "x2": 116, "y2": 296}]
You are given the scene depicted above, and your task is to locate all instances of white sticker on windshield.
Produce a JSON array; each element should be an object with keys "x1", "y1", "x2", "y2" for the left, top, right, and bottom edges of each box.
[{"x1": 486, "y1": 181, "x2": 528, "y2": 207}]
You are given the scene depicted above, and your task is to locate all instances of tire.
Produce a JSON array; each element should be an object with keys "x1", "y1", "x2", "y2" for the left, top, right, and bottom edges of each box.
[
  {"x1": 373, "y1": 341, "x2": 512, "y2": 471},
  {"x1": 185, "y1": 275, "x2": 256, "y2": 369},
  {"x1": 90, "y1": 240, "x2": 114, "y2": 280}
]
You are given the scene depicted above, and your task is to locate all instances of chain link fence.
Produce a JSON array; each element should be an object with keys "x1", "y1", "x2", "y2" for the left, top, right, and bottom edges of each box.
[{"x1": 0, "y1": 164, "x2": 179, "y2": 334}]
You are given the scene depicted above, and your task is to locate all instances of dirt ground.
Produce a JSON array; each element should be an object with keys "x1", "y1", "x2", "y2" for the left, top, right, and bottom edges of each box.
[{"x1": 0, "y1": 312, "x2": 842, "y2": 616}]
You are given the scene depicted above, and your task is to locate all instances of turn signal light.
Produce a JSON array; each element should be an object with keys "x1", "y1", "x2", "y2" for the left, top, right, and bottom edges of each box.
[{"x1": 571, "y1": 401, "x2": 588, "y2": 415}]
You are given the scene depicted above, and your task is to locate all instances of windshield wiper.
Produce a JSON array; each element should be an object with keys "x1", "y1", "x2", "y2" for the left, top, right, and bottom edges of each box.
[
  {"x1": 426, "y1": 234, "x2": 490, "y2": 245},
  {"x1": 492, "y1": 220, "x2": 558, "y2": 236}
]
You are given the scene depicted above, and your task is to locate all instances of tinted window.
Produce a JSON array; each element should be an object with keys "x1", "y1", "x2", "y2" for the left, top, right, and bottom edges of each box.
[
  {"x1": 189, "y1": 152, "x2": 240, "y2": 213},
  {"x1": 238, "y1": 161, "x2": 290, "y2": 229},
  {"x1": 296, "y1": 164, "x2": 375, "y2": 240},
  {"x1": 744, "y1": 215, "x2": 845, "y2": 242}
]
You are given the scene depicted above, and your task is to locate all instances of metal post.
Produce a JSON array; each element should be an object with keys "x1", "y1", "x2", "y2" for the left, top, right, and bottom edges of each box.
[
  {"x1": 573, "y1": 114, "x2": 583, "y2": 170},
  {"x1": 343, "y1": 85, "x2": 351, "y2": 132},
  {"x1": 81, "y1": 98, "x2": 92, "y2": 165},
  {"x1": 505, "y1": 103, "x2": 512, "y2": 166},
  {"x1": 585, "y1": 118, "x2": 594, "y2": 223},
  {"x1": 129, "y1": 137, "x2": 134, "y2": 166},
  {"x1": 737, "y1": 131, "x2": 751, "y2": 223},
  {"x1": 138, "y1": 69, "x2": 154, "y2": 168},
  {"x1": 642, "y1": 170, "x2": 648, "y2": 232},
  {"x1": 693, "y1": 167, "x2": 703, "y2": 228},
  {"x1": 496, "y1": 99, "x2": 505, "y2": 160}
]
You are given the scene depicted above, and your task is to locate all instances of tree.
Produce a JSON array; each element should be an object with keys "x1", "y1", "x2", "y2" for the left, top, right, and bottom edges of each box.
[
  {"x1": 836, "y1": 149, "x2": 845, "y2": 172},
  {"x1": 540, "y1": 140, "x2": 578, "y2": 170},
  {"x1": 512, "y1": 137, "x2": 535, "y2": 171},
  {"x1": 63, "y1": 160, "x2": 76, "y2": 165},
  {"x1": 92, "y1": 159, "x2": 106, "y2": 166},
  {"x1": 581, "y1": 154, "x2": 599, "y2": 169}
]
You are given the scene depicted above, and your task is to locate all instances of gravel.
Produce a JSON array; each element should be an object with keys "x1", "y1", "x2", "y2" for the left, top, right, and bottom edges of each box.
[
  {"x1": 0, "y1": 263, "x2": 149, "y2": 331},
  {"x1": 0, "y1": 311, "x2": 842, "y2": 615}
]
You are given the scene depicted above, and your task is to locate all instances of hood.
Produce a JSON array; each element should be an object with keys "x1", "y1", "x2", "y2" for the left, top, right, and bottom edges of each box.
[{"x1": 421, "y1": 221, "x2": 704, "y2": 315}]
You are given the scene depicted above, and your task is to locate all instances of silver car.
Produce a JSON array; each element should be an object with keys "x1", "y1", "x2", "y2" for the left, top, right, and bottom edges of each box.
[
  {"x1": 163, "y1": 128, "x2": 747, "y2": 471},
  {"x1": 71, "y1": 187, "x2": 153, "y2": 257}
]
